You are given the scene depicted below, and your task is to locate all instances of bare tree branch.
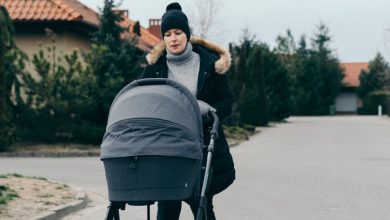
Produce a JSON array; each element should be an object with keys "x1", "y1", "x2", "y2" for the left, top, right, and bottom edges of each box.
[{"x1": 186, "y1": 0, "x2": 226, "y2": 41}]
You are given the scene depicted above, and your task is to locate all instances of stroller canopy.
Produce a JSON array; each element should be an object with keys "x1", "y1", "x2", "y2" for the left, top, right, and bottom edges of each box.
[{"x1": 101, "y1": 79, "x2": 203, "y2": 160}]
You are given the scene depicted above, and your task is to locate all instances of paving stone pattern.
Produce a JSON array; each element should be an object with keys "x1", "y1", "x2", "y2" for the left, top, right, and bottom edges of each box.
[{"x1": 1, "y1": 116, "x2": 390, "y2": 219}]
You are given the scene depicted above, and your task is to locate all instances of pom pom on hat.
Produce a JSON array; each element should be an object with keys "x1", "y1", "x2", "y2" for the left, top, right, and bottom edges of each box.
[{"x1": 166, "y1": 2, "x2": 182, "y2": 11}]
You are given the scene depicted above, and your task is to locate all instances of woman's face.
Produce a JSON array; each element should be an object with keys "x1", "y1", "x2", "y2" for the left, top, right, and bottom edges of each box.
[{"x1": 163, "y1": 29, "x2": 188, "y2": 55}]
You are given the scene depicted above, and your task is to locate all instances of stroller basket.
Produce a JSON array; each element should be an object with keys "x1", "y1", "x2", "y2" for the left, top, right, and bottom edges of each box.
[{"x1": 103, "y1": 156, "x2": 200, "y2": 202}]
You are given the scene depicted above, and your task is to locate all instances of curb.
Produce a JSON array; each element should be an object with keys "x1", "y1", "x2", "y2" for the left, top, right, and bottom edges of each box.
[{"x1": 33, "y1": 187, "x2": 88, "y2": 220}]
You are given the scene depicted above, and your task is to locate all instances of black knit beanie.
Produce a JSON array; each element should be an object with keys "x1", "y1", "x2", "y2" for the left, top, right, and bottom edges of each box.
[{"x1": 161, "y1": 2, "x2": 191, "y2": 40}]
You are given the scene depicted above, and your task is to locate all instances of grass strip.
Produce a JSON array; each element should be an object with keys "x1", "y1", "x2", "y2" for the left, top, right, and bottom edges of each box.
[{"x1": 0, "y1": 185, "x2": 19, "y2": 205}]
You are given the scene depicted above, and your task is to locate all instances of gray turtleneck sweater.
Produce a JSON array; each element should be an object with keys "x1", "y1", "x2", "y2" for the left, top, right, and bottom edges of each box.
[{"x1": 166, "y1": 43, "x2": 200, "y2": 96}]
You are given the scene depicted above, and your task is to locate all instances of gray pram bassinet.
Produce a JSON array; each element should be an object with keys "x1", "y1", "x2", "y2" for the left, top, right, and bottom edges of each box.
[{"x1": 101, "y1": 79, "x2": 219, "y2": 220}]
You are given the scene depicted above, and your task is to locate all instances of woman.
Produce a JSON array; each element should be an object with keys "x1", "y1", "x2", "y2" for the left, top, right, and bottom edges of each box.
[{"x1": 141, "y1": 2, "x2": 235, "y2": 219}]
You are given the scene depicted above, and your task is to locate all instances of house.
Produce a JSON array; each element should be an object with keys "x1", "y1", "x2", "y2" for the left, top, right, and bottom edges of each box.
[
  {"x1": 115, "y1": 10, "x2": 161, "y2": 52},
  {"x1": 0, "y1": 0, "x2": 161, "y2": 59},
  {"x1": 335, "y1": 62, "x2": 369, "y2": 114}
]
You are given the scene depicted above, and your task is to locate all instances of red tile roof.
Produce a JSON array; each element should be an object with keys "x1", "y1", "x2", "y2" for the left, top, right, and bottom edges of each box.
[
  {"x1": 341, "y1": 62, "x2": 369, "y2": 87},
  {"x1": 0, "y1": 0, "x2": 161, "y2": 51},
  {"x1": 0, "y1": 0, "x2": 99, "y2": 27},
  {"x1": 120, "y1": 16, "x2": 161, "y2": 52}
]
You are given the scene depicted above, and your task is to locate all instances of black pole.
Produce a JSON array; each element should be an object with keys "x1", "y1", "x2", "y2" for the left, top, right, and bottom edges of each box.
[
  {"x1": 196, "y1": 196, "x2": 207, "y2": 220},
  {"x1": 105, "y1": 202, "x2": 120, "y2": 220},
  {"x1": 147, "y1": 204, "x2": 151, "y2": 220},
  {"x1": 196, "y1": 112, "x2": 219, "y2": 220}
]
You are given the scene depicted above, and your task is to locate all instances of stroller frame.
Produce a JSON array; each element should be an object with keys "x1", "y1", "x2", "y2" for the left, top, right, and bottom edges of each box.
[
  {"x1": 105, "y1": 111, "x2": 219, "y2": 220},
  {"x1": 102, "y1": 79, "x2": 219, "y2": 220}
]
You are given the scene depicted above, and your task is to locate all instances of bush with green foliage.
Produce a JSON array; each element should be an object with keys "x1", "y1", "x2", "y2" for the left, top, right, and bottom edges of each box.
[
  {"x1": 80, "y1": 0, "x2": 143, "y2": 142},
  {"x1": 11, "y1": 0, "x2": 144, "y2": 145},
  {"x1": 227, "y1": 31, "x2": 269, "y2": 126},
  {"x1": 17, "y1": 34, "x2": 96, "y2": 142},
  {"x1": 0, "y1": 184, "x2": 19, "y2": 205},
  {"x1": 261, "y1": 46, "x2": 291, "y2": 121},
  {"x1": 282, "y1": 24, "x2": 344, "y2": 115},
  {"x1": 358, "y1": 90, "x2": 390, "y2": 115},
  {"x1": 358, "y1": 54, "x2": 390, "y2": 99},
  {"x1": 223, "y1": 126, "x2": 250, "y2": 141},
  {"x1": 227, "y1": 24, "x2": 342, "y2": 128},
  {"x1": 228, "y1": 29, "x2": 292, "y2": 126},
  {"x1": 357, "y1": 53, "x2": 390, "y2": 115},
  {"x1": 0, "y1": 6, "x2": 23, "y2": 150}
]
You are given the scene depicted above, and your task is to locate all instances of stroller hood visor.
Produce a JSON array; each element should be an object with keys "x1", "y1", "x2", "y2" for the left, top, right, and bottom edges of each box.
[{"x1": 101, "y1": 118, "x2": 202, "y2": 159}]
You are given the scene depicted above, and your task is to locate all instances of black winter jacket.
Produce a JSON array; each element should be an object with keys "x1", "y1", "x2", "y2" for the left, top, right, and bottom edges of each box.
[{"x1": 141, "y1": 36, "x2": 235, "y2": 195}]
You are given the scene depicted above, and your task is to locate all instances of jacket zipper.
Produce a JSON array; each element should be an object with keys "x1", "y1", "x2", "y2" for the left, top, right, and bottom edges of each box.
[{"x1": 197, "y1": 71, "x2": 210, "y2": 98}]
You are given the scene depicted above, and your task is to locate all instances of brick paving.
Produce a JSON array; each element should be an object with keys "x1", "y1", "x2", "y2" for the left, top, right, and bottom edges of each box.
[
  {"x1": 1, "y1": 116, "x2": 390, "y2": 219},
  {"x1": 217, "y1": 116, "x2": 390, "y2": 220}
]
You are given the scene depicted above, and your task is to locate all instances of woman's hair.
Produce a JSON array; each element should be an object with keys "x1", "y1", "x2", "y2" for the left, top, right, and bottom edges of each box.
[{"x1": 160, "y1": 2, "x2": 191, "y2": 40}]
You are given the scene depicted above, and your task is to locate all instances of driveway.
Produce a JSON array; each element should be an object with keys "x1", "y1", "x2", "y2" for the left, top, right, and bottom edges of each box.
[{"x1": 1, "y1": 116, "x2": 390, "y2": 219}]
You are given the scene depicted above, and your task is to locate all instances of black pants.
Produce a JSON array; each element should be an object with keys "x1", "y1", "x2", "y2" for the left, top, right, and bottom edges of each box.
[{"x1": 157, "y1": 196, "x2": 215, "y2": 220}]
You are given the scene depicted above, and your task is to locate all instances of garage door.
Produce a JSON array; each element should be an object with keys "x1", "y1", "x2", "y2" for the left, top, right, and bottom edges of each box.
[{"x1": 335, "y1": 92, "x2": 358, "y2": 113}]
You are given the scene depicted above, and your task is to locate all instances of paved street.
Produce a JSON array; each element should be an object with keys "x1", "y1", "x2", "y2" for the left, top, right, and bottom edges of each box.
[{"x1": 1, "y1": 116, "x2": 390, "y2": 219}]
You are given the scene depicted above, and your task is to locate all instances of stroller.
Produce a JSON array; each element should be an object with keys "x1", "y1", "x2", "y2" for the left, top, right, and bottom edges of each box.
[{"x1": 101, "y1": 78, "x2": 219, "y2": 220}]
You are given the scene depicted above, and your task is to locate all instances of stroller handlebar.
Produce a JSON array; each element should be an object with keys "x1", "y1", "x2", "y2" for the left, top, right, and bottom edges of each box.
[
  {"x1": 137, "y1": 78, "x2": 169, "y2": 86},
  {"x1": 210, "y1": 111, "x2": 219, "y2": 140}
]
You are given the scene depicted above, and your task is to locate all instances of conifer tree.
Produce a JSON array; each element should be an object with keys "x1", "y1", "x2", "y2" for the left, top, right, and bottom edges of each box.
[
  {"x1": 84, "y1": 0, "x2": 143, "y2": 130},
  {"x1": 262, "y1": 47, "x2": 291, "y2": 121},
  {"x1": 245, "y1": 46, "x2": 268, "y2": 125},
  {"x1": 228, "y1": 31, "x2": 269, "y2": 126},
  {"x1": 358, "y1": 53, "x2": 390, "y2": 99},
  {"x1": 357, "y1": 53, "x2": 390, "y2": 114},
  {"x1": 292, "y1": 24, "x2": 343, "y2": 115},
  {"x1": 0, "y1": 6, "x2": 16, "y2": 150},
  {"x1": 18, "y1": 38, "x2": 95, "y2": 142}
]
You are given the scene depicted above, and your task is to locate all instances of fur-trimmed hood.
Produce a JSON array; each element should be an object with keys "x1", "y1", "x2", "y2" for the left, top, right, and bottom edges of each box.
[{"x1": 146, "y1": 36, "x2": 231, "y2": 74}]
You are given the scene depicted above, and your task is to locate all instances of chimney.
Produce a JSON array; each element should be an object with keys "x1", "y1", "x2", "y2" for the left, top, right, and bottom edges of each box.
[
  {"x1": 148, "y1": 19, "x2": 162, "y2": 39},
  {"x1": 114, "y1": 9, "x2": 129, "y2": 18}
]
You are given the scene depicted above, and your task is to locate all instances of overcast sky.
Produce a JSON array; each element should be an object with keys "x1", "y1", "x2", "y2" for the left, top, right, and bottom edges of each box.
[{"x1": 80, "y1": 0, "x2": 390, "y2": 63}]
